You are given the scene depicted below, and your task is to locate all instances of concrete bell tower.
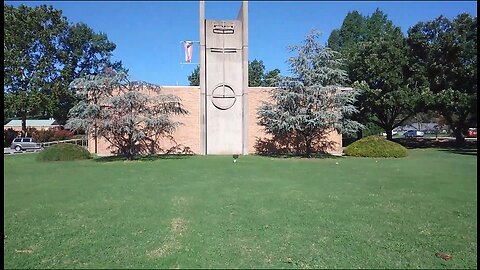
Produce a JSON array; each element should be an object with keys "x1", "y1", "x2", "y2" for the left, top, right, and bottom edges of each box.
[{"x1": 199, "y1": 1, "x2": 249, "y2": 155}]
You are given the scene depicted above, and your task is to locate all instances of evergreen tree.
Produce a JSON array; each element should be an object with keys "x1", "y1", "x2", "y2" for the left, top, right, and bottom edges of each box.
[
  {"x1": 187, "y1": 61, "x2": 280, "y2": 87},
  {"x1": 188, "y1": 65, "x2": 200, "y2": 86},
  {"x1": 248, "y1": 59, "x2": 266, "y2": 87},
  {"x1": 327, "y1": 29, "x2": 341, "y2": 51},
  {"x1": 65, "y1": 70, "x2": 188, "y2": 159},
  {"x1": 258, "y1": 30, "x2": 362, "y2": 157},
  {"x1": 364, "y1": 9, "x2": 396, "y2": 41},
  {"x1": 263, "y1": 68, "x2": 281, "y2": 87},
  {"x1": 327, "y1": 11, "x2": 366, "y2": 51}
]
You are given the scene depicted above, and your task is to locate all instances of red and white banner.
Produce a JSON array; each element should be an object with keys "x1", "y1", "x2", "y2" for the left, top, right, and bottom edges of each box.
[{"x1": 184, "y1": 41, "x2": 193, "y2": 63}]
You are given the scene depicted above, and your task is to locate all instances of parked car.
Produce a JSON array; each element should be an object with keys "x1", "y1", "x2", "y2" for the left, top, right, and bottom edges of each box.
[
  {"x1": 381, "y1": 131, "x2": 398, "y2": 136},
  {"x1": 466, "y1": 128, "x2": 477, "y2": 138},
  {"x1": 404, "y1": 130, "x2": 424, "y2": 138},
  {"x1": 424, "y1": 129, "x2": 438, "y2": 134},
  {"x1": 10, "y1": 137, "x2": 42, "y2": 151}
]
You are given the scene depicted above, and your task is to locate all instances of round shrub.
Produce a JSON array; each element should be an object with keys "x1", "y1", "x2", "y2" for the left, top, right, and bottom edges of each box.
[
  {"x1": 344, "y1": 135, "x2": 408, "y2": 158},
  {"x1": 36, "y1": 143, "x2": 91, "y2": 161}
]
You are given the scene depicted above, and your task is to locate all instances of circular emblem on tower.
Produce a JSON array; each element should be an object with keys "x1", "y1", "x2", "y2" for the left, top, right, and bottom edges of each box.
[{"x1": 211, "y1": 84, "x2": 236, "y2": 110}]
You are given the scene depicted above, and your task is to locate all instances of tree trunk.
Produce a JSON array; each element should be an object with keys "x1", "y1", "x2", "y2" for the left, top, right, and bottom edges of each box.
[
  {"x1": 453, "y1": 128, "x2": 465, "y2": 147},
  {"x1": 356, "y1": 129, "x2": 363, "y2": 140},
  {"x1": 305, "y1": 137, "x2": 312, "y2": 158},
  {"x1": 127, "y1": 142, "x2": 132, "y2": 160},
  {"x1": 149, "y1": 139, "x2": 155, "y2": 155},
  {"x1": 385, "y1": 127, "x2": 393, "y2": 141},
  {"x1": 21, "y1": 113, "x2": 27, "y2": 137},
  {"x1": 94, "y1": 124, "x2": 98, "y2": 154},
  {"x1": 127, "y1": 135, "x2": 134, "y2": 160}
]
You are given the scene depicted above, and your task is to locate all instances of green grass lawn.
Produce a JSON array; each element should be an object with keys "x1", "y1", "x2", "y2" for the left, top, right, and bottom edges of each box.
[{"x1": 4, "y1": 149, "x2": 477, "y2": 269}]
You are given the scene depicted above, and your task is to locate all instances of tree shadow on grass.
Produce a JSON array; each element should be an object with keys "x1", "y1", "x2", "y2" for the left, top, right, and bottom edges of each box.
[
  {"x1": 94, "y1": 143, "x2": 195, "y2": 162},
  {"x1": 393, "y1": 138, "x2": 477, "y2": 150},
  {"x1": 258, "y1": 153, "x2": 344, "y2": 160},
  {"x1": 254, "y1": 133, "x2": 343, "y2": 159},
  {"x1": 94, "y1": 154, "x2": 194, "y2": 163},
  {"x1": 438, "y1": 148, "x2": 477, "y2": 156},
  {"x1": 391, "y1": 137, "x2": 477, "y2": 156}
]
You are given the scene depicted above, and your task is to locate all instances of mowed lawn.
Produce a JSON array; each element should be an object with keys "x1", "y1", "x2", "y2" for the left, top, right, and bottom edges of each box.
[{"x1": 4, "y1": 149, "x2": 477, "y2": 269}]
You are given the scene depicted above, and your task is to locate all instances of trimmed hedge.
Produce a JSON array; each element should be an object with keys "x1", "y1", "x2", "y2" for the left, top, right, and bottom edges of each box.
[
  {"x1": 33, "y1": 128, "x2": 75, "y2": 143},
  {"x1": 36, "y1": 143, "x2": 91, "y2": 162},
  {"x1": 344, "y1": 135, "x2": 408, "y2": 158}
]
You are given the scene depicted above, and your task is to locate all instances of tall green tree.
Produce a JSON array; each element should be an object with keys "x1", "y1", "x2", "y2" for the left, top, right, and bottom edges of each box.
[
  {"x1": 407, "y1": 13, "x2": 477, "y2": 145},
  {"x1": 52, "y1": 22, "x2": 124, "y2": 124},
  {"x1": 327, "y1": 29, "x2": 342, "y2": 51},
  {"x1": 328, "y1": 10, "x2": 366, "y2": 51},
  {"x1": 364, "y1": 9, "x2": 396, "y2": 41},
  {"x1": 263, "y1": 68, "x2": 281, "y2": 87},
  {"x1": 258, "y1": 30, "x2": 362, "y2": 157},
  {"x1": 350, "y1": 24, "x2": 427, "y2": 140},
  {"x1": 329, "y1": 9, "x2": 429, "y2": 140},
  {"x1": 4, "y1": 4, "x2": 66, "y2": 135},
  {"x1": 328, "y1": 9, "x2": 397, "y2": 139},
  {"x1": 248, "y1": 59, "x2": 266, "y2": 87},
  {"x1": 328, "y1": 9, "x2": 399, "y2": 72},
  {"x1": 186, "y1": 60, "x2": 280, "y2": 87},
  {"x1": 4, "y1": 4, "x2": 122, "y2": 134},
  {"x1": 187, "y1": 65, "x2": 200, "y2": 86}
]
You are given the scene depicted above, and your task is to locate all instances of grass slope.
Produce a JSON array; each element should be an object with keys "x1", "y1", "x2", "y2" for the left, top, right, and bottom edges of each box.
[{"x1": 3, "y1": 149, "x2": 477, "y2": 269}]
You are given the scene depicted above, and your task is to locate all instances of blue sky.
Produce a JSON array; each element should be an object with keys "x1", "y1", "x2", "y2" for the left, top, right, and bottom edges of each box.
[{"x1": 5, "y1": 1, "x2": 478, "y2": 86}]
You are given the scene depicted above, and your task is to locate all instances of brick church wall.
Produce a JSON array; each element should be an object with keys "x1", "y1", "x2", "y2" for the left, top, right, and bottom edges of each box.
[{"x1": 88, "y1": 86, "x2": 342, "y2": 156}]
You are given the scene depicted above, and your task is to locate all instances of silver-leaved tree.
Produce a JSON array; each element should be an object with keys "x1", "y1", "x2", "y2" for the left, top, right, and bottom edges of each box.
[
  {"x1": 257, "y1": 30, "x2": 362, "y2": 157},
  {"x1": 65, "y1": 70, "x2": 188, "y2": 159}
]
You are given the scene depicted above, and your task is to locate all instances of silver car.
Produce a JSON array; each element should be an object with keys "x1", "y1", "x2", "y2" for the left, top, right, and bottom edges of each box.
[
  {"x1": 10, "y1": 137, "x2": 42, "y2": 151},
  {"x1": 403, "y1": 130, "x2": 425, "y2": 138}
]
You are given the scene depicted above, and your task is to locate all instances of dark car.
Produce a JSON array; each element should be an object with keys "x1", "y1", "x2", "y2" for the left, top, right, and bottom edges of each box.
[
  {"x1": 10, "y1": 137, "x2": 42, "y2": 151},
  {"x1": 404, "y1": 130, "x2": 424, "y2": 138}
]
